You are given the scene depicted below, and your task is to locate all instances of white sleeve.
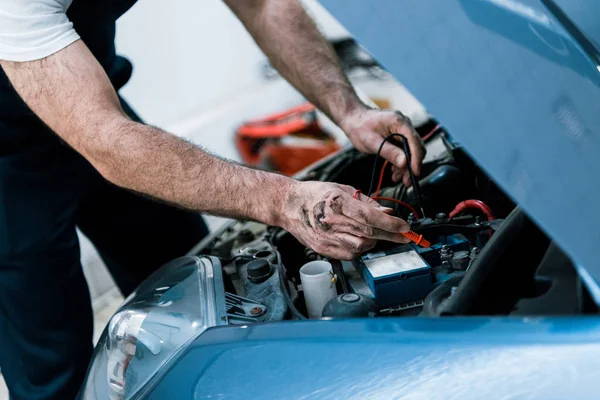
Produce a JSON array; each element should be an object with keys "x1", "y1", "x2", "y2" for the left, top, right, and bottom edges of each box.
[{"x1": 0, "y1": 0, "x2": 80, "y2": 62}]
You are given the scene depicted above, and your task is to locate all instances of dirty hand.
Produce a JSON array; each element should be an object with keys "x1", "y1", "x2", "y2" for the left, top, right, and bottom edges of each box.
[
  {"x1": 339, "y1": 107, "x2": 425, "y2": 186},
  {"x1": 282, "y1": 181, "x2": 411, "y2": 260}
]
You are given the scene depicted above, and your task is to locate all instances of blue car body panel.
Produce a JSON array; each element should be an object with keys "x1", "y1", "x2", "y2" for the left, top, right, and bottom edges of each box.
[
  {"x1": 319, "y1": 0, "x2": 600, "y2": 288},
  {"x1": 554, "y1": 0, "x2": 600, "y2": 49},
  {"x1": 147, "y1": 318, "x2": 600, "y2": 399},
  {"x1": 138, "y1": 2, "x2": 600, "y2": 398}
]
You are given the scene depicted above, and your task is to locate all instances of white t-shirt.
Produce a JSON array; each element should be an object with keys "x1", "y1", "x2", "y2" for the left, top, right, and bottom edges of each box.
[{"x1": 0, "y1": 0, "x2": 80, "y2": 62}]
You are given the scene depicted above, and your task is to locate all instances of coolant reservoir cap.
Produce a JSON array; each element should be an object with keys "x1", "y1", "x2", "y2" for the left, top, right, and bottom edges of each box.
[
  {"x1": 247, "y1": 259, "x2": 272, "y2": 283},
  {"x1": 341, "y1": 293, "x2": 360, "y2": 303},
  {"x1": 323, "y1": 293, "x2": 377, "y2": 318}
]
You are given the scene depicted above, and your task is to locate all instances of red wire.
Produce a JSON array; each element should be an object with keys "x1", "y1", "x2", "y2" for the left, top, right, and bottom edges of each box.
[
  {"x1": 372, "y1": 196, "x2": 420, "y2": 219},
  {"x1": 374, "y1": 160, "x2": 389, "y2": 197},
  {"x1": 421, "y1": 124, "x2": 441, "y2": 142},
  {"x1": 449, "y1": 199, "x2": 495, "y2": 221}
]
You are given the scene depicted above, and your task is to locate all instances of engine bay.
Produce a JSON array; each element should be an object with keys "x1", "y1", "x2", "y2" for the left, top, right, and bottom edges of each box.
[{"x1": 190, "y1": 121, "x2": 598, "y2": 322}]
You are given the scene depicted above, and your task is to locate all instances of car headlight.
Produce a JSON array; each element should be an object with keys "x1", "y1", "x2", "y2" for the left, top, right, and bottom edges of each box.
[{"x1": 80, "y1": 256, "x2": 228, "y2": 400}]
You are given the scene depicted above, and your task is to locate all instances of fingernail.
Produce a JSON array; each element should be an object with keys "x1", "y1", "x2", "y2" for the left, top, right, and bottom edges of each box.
[
  {"x1": 392, "y1": 233, "x2": 411, "y2": 243},
  {"x1": 396, "y1": 155, "x2": 406, "y2": 166},
  {"x1": 376, "y1": 206, "x2": 393, "y2": 212}
]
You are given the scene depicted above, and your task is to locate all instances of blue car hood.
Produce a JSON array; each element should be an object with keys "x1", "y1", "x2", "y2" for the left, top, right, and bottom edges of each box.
[
  {"x1": 320, "y1": 0, "x2": 600, "y2": 291},
  {"x1": 553, "y1": 0, "x2": 600, "y2": 52},
  {"x1": 146, "y1": 318, "x2": 600, "y2": 399}
]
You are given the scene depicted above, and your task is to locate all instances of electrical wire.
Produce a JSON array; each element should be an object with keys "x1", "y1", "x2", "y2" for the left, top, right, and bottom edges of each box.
[
  {"x1": 368, "y1": 134, "x2": 421, "y2": 197},
  {"x1": 421, "y1": 124, "x2": 441, "y2": 142},
  {"x1": 449, "y1": 199, "x2": 495, "y2": 221},
  {"x1": 400, "y1": 137, "x2": 424, "y2": 217},
  {"x1": 367, "y1": 133, "x2": 426, "y2": 217},
  {"x1": 372, "y1": 196, "x2": 420, "y2": 219},
  {"x1": 374, "y1": 160, "x2": 389, "y2": 197},
  {"x1": 374, "y1": 124, "x2": 443, "y2": 198},
  {"x1": 368, "y1": 133, "x2": 400, "y2": 195},
  {"x1": 355, "y1": 192, "x2": 429, "y2": 247}
]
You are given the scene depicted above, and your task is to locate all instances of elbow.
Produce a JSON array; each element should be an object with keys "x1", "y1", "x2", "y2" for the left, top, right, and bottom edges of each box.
[
  {"x1": 94, "y1": 162, "x2": 126, "y2": 189},
  {"x1": 89, "y1": 155, "x2": 129, "y2": 190},
  {"x1": 78, "y1": 116, "x2": 135, "y2": 189}
]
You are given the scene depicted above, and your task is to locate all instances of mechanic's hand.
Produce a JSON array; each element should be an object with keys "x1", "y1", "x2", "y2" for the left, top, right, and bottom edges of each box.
[
  {"x1": 282, "y1": 181, "x2": 411, "y2": 260},
  {"x1": 339, "y1": 107, "x2": 425, "y2": 187}
]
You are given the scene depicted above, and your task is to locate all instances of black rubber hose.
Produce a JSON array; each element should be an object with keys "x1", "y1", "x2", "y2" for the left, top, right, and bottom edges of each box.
[
  {"x1": 269, "y1": 242, "x2": 307, "y2": 320},
  {"x1": 331, "y1": 259, "x2": 349, "y2": 294},
  {"x1": 421, "y1": 274, "x2": 465, "y2": 316}
]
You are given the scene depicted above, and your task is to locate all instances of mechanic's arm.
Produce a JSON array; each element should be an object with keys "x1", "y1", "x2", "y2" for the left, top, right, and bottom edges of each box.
[
  {"x1": 225, "y1": 0, "x2": 425, "y2": 183},
  {"x1": 1, "y1": 40, "x2": 410, "y2": 260}
]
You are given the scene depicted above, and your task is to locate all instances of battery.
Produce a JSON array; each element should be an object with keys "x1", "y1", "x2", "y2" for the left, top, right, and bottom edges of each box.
[
  {"x1": 355, "y1": 245, "x2": 433, "y2": 307},
  {"x1": 416, "y1": 234, "x2": 470, "y2": 267}
]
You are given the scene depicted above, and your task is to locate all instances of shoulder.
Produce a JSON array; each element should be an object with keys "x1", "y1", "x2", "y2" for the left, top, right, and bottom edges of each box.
[{"x1": 0, "y1": 0, "x2": 80, "y2": 62}]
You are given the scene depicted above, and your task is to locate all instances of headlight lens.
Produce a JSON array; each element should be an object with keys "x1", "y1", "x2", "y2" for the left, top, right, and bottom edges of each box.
[{"x1": 81, "y1": 256, "x2": 228, "y2": 400}]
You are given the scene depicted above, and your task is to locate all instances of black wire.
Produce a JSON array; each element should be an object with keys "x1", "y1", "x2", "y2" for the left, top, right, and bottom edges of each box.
[
  {"x1": 367, "y1": 133, "x2": 425, "y2": 217},
  {"x1": 401, "y1": 137, "x2": 424, "y2": 207},
  {"x1": 367, "y1": 133, "x2": 404, "y2": 196}
]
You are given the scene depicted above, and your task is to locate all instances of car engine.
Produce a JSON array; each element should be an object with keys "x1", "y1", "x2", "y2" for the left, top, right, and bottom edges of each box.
[{"x1": 187, "y1": 121, "x2": 596, "y2": 322}]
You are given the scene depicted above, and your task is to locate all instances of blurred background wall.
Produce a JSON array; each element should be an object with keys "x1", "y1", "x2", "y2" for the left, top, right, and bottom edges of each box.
[{"x1": 116, "y1": 0, "x2": 348, "y2": 128}]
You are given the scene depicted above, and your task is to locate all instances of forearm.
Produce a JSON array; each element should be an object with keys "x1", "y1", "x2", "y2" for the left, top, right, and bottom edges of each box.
[
  {"x1": 227, "y1": 0, "x2": 366, "y2": 124},
  {"x1": 95, "y1": 119, "x2": 293, "y2": 225},
  {"x1": 0, "y1": 41, "x2": 293, "y2": 226}
]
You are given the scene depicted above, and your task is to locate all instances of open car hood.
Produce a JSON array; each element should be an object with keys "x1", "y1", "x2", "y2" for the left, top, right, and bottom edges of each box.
[{"x1": 321, "y1": 0, "x2": 600, "y2": 289}]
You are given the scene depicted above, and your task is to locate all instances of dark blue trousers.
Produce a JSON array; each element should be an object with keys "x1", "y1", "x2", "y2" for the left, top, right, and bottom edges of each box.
[{"x1": 0, "y1": 100, "x2": 208, "y2": 399}]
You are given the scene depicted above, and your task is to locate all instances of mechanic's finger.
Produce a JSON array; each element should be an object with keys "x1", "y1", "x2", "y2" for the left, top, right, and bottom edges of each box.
[
  {"x1": 343, "y1": 201, "x2": 410, "y2": 233},
  {"x1": 391, "y1": 165, "x2": 404, "y2": 183},
  {"x1": 403, "y1": 170, "x2": 412, "y2": 187},
  {"x1": 378, "y1": 140, "x2": 407, "y2": 171},
  {"x1": 320, "y1": 245, "x2": 355, "y2": 261},
  {"x1": 337, "y1": 184, "x2": 392, "y2": 208},
  {"x1": 335, "y1": 233, "x2": 377, "y2": 254},
  {"x1": 337, "y1": 184, "x2": 358, "y2": 194},
  {"x1": 336, "y1": 185, "x2": 380, "y2": 206},
  {"x1": 377, "y1": 206, "x2": 394, "y2": 215},
  {"x1": 359, "y1": 132, "x2": 407, "y2": 171},
  {"x1": 406, "y1": 135, "x2": 425, "y2": 176},
  {"x1": 332, "y1": 219, "x2": 412, "y2": 243},
  {"x1": 356, "y1": 191, "x2": 379, "y2": 206}
]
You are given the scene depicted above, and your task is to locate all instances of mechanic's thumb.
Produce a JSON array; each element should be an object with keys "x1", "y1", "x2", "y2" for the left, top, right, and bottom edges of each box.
[
  {"x1": 375, "y1": 206, "x2": 394, "y2": 214},
  {"x1": 378, "y1": 140, "x2": 407, "y2": 169}
]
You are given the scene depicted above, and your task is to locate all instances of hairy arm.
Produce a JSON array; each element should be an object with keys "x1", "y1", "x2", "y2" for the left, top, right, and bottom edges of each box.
[
  {"x1": 0, "y1": 40, "x2": 291, "y2": 225},
  {"x1": 225, "y1": 0, "x2": 425, "y2": 180},
  {"x1": 225, "y1": 0, "x2": 362, "y2": 124}
]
